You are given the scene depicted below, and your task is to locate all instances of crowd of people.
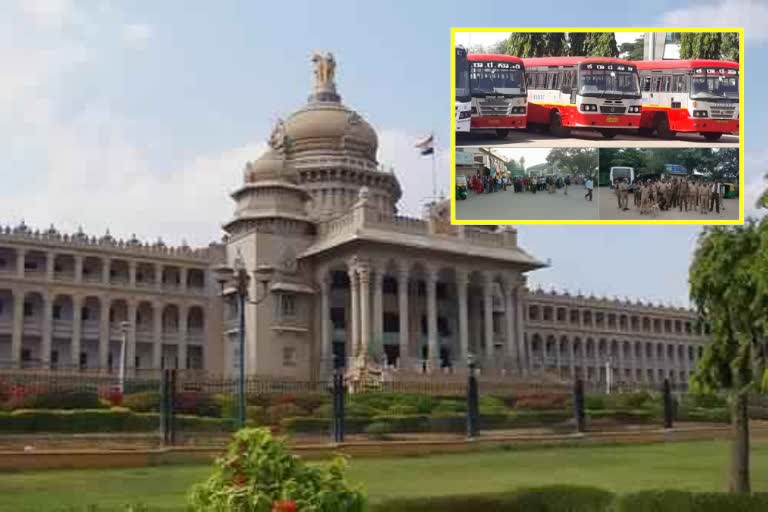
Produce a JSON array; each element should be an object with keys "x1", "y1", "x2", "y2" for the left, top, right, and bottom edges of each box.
[
  {"x1": 613, "y1": 177, "x2": 727, "y2": 216},
  {"x1": 466, "y1": 173, "x2": 590, "y2": 196}
]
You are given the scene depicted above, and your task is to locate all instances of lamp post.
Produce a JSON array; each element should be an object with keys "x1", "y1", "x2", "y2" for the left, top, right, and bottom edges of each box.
[
  {"x1": 119, "y1": 320, "x2": 130, "y2": 393},
  {"x1": 213, "y1": 254, "x2": 274, "y2": 429},
  {"x1": 466, "y1": 353, "x2": 479, "y2": 440}
]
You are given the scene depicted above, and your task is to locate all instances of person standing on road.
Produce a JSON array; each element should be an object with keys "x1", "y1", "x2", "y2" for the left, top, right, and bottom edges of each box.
[
  {"x1": 710, "y1": 181, "x2": 721, "y2": 214},
  {"x1": 585, "y1": 177, "x2": 593, "y2": 201}
]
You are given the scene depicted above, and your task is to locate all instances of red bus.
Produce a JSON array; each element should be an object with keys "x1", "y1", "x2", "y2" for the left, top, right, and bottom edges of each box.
[
  {"x1": 467, "y1": 54, "x2": 527, "y2": 137},
  {"x1": 633, "y1": 59, "x2": 739, "y2": 141},
  {"x1": 522, "y1": 57, "x2": 642, "y2": 138}
]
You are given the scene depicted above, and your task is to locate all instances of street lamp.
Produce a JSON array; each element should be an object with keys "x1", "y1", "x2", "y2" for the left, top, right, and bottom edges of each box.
[
  {"x1": 213, "y1": 253, "x2": 274, "y2": 429},
  {"x1": 119, "y1": 320, "x2": 130, "y2": 393}
]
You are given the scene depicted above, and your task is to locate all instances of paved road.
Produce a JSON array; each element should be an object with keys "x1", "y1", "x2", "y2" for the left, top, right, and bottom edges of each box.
[
  {"x1": 455, "y1": 186, "x2": 599, "y2": 221},
  {"x1": 457, "y1": 129, "x2": 739, "y2": 148},
  {"x1": 598, "y1": 187, "x2": 740, "y2": 220}
]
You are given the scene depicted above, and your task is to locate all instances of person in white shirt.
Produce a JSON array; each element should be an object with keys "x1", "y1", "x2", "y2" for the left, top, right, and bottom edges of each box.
[{"x1": 584, "y1": 178, "x2": 593, "y2": 201}]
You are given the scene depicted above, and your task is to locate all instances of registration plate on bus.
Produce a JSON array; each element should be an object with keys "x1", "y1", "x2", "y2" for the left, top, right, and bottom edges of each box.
[
  {"x1": 487, "y1": 119, "x2": 499, "y2": 125},
  {"x1": 606, "y1": 116, "x2": 619, "y2": 123},
  {"x1": 717, "y1": 120, "x2": 729, "y2": 124}
]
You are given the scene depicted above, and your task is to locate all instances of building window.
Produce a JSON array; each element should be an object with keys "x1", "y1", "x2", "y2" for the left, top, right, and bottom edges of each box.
[
  {"x1": 24, "y1": 261, "x2": 37, "y2": 271},
  {"x1": 53, "y1": 305, "x2": 62, "y2": 320},
  {"x1": 330, "y1": 307, "x2": 345, "y2": 329},
  {"x1": 0, "y1": 257, "x2": 6, "y2": 268},
  {"x1": 0, "y1": 301, "x2": 3, "y2": 316},
  {"x1": 283, "y1": 347, "x2": 297, "y2": 367},
  {"x1": 23, "y1": 302, "x2": 33, "y2": 317},
  {"x1": 383, "y1": 312, "x2": 399, "y2": 333},
  {"x1": 278, "y1": 294, "x2": 297, "y2": 318},
  {"x1": 82, "y1": 307, "x2": 90, "y2": 321},
  {"x1": 79, "y1": 352, "x2": 87, "y2": 369}
]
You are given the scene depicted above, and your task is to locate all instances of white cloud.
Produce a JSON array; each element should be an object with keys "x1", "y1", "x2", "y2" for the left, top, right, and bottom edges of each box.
[
  {"x1": 660, "y1": 0, "x2": 768, "y2": 44},
  {"x1": 454, "y1": 32, "x2": 509, "y2": 50},
  {"x1": 18, "y1": 0, "x2": 75, "y2": 29},
  {"x1": 122, "y1": 23, "x2": 151, "y2": 50}
]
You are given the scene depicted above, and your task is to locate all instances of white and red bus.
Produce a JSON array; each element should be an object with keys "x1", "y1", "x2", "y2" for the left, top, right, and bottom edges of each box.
[
  {"x1": 467, "y1": 53, "x2": 527, "y2": 137},
  {"x1": 633, "y1": 59, "x2": 739, "y2": 141},
  {"x1": 455, "y1": 46, "x2": 471, "y2": 133},
  {"x1": 522, "y1": 57, "x2": 642, "y2": 139}
]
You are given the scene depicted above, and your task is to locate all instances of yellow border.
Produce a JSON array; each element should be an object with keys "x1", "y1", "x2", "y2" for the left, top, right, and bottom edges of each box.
[{"x1": 450, "y1": 27, "x2": 745, "y2": 226}]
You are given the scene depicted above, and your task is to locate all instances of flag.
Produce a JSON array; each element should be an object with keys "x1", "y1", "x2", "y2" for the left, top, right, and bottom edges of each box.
[{"x1": 414, "y1": 133, "x2": 434, "y2": 156}]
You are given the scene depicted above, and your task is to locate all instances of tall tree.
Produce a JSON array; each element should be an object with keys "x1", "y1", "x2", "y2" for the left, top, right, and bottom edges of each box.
[
  {"x1": 519, "y1": 156, "x2": 526, "y2": 172},
  {"x1": 722, "y1": 32, "x2": 740, "y2": 62},
  {"x1": 680, "y1": 33, "x2": 723, "y2": 60},
  {"x1": 546, "y1": 148, "x2": 598, "y2": 176},
  {"x1": 585, "y1": 33, "x2": 619, "y2": 58},
  {"x1": 543, "y1": 33, "x2": 567, "y2": 56},
  {"x1": 568, "y1": 33, "x2": 588, "y2": 56},
  {"x1": 689, "y1": 220, "x2": 768, "y2": 493},
  {"x1": 504, "y1": 33, "x2": 547, "y2": 57},
  {"x1": 619, "y1": 37, "x2": 645, "y2": 61}
]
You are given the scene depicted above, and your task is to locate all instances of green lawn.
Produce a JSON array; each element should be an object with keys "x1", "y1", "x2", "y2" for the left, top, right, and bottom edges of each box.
[{"x1": 1, "y1": 440, "x2": 766, "y2": 511}]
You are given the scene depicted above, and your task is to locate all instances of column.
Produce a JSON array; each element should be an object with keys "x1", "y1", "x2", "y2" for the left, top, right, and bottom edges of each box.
[
  {"x1": 102, "y1": 258, "x2": 111, "y2": 285},
  {"x1": 11, "y1": 291, "x2": 24, "y2": 368},
  {"x1": 568, "y1": 339, "x2": 576, "y2": 379},
  {"x1": 74, "y1": 255, "x2": 83, "y2": 284},
  {"x1": 180, "y1": 268, "x2": 188, "y2": 293},
  {"x1": 514, "y1": 286, "x2": 526, "y2": 374},
  {"x1": 503, "y1": 282, "x2": 516, "y2": 368},
  {"x1": 41, "y1": 293, "x2": 53, "y2": 368},
  {"x1": 618, "y1": 341, "x2": 625, "y2": 384},
  {"x1": 372, "y1": 269, "x2": 384, "y2": 358},
  {"x1": 46, "y1": 253, "x2": 55, "y2": 281},
  {"x1": 482, "y1": 275, "x2": 494, "y2": 367},
  {"x1": 639, "y1": 342, "x2": 648, "y2": 383},
  {"x1": 348, "y1": 268, "x2": 359, "y2": 359},
  {"x1": 397, "y1": 266, "x2": 409, "y2": 369},
  {"x1": 359, "y1": 266, "x2": 371, "y2": 359},
  {"x1": 153, "y1": 302, "x2": 163, "y2": 368},
  {"x1": 155, "y1": 264, "x2": 163, "y2": 291},
  {"x1": 456, "y1": 270, "x2": 469, "y2": 366},
  {"x1": 426, "y1": 267, "x2": 439, "y2": 371},
  {"x1": 16, "y1": 248, "x2": 26, "y2": 278},
  {"x1": 71, "y1": 296, "x2": 82, "y2": 369},
  {"x1": 129, "y1": 261, "x2": 137, "y2": 288},
  {"x1": 99, "y1": 298, "x2": 110, "y2": 369},
  {"x1": 126, "y1": 301, "x2": 137, "y2": 371},
  {"x1": 319, "y1": 273, "x2": 332, "y2": 372},
  {"x1": 178, "y1": 305, "x2": 188, "y2": 369}
]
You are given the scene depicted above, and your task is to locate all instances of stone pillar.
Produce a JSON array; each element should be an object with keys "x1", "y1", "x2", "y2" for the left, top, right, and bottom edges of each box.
[
  {"x1": 129, "y1": 261, "x2": 137, "y2": 288},
  {"x1": 126, "y1": 301, "x2": 137, "y2": 370},
  {"x1": 639, "y1": 342, "x2": 648, "y2": 383},
  {"x1": 348, "y1": 268, "x2": 359, "y2": 359},
  {"x1": 372, "y1": 269, "x2": 384, "y2": 359},
  {"x1": 102, "y1": 258, "x2": 111, "y2": 286},
  {"x1": 515, "y1": 286, "x2": 526, "y2": 374},
  {"x1": 553, "y1": 338, "x2": 561, "y2": 374},
  {"x1": 46, "y1": 253, "x2": 55, "y2": 281},
  {"x1": 426, "y1": 267, "x2": 439, "y2": 371},
  {"x1": 482, "y1": 275, "x2": 494, "y2": 367},
  {"x1": 11, "y1": 291, "x2": 24, "y2": 368},
  {"x1": 568, "y1": 339, "x2": 576, "y2": 379},
  {"x1": 153, "y1": 302, "x2": 163, "y2": 368},
  {"x1": 358, "y1": 266, "x2": 371, "y2": 359},
  {"x1": 319, "y1": 273, "x2": 332, "y2": 373},
  {"x1": 503, "y1": 283, "x2": 516, "y2": 368},
  {"x1": 155, "y1": 264, "x2": 163, "y2": 291},
  {"x1": 71, "y1": 296, "x2": 82, "y2": 369},
  {"x1": 178, "y1": 305, "x2": 188, "y2": 369},
  {"x1": 74, "y1": 255, "x2": 83, "y2": 284},
  {"x1": 618, "y1": 341, "x2": 625, "y2": 384},
  {"x1": 180, "y1": 268, "x2": 188, "y2": 293},
  {"x1": 397, "y1": 267, "x2": 409, "y2": 369},
  {"x1": 41, "y1": 293, "x2": 53, "y2": 368},
  {"x1": 456, "y1": 270, "x2": 469, "y2": 366},
  {"x1": 99, "y1": 298, "x2": 110, "y2": 369},
  {"x1": 16, "y1": 248, "x2": 26, "y2": 278}
]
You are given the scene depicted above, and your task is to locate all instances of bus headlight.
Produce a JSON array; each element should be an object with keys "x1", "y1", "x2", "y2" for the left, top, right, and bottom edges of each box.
[
  {"x1": 693, "y1": 110, "x2": 708, "y2": 118},
  {"x1": 459, "y1": 110, "x2": 471, "y2": 119},
  {"x1": 580, "y1": 104, "x2": 597, "y2": 112},
  {"x1": 512, "y1": 106, "x2": 526, "y2": 114},
  {"x1": 628, "y1": 105, "x2": 641, "y2": 113}
]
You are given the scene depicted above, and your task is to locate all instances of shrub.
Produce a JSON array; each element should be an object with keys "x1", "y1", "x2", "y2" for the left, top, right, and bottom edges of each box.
[
  {"x1": 513, "y1": 392, "x2": 571, "y2": 410},
  {"x1": 606, "y1": 391, "x2": 656, "y2": 410},
  {"x1": 678, "y1": 407, "x2": 730, "y2": 423},
  {"x1": 427, "y1": 414, "x2": 466, "y2": 433},
  {"x1": 344, "y1": 402, "x2": 376, "y2": 419},
  {"x1": 122, "y1": 392, "x2": 160, "y2": 413},
  {"x1": 188, "y1": 428, "x2": 366, "y2": 512},
  {"x1": 175, "y1": 392, "x2": 221, "y2": 417},
  {"x1": 315, "y1": 403, "x2": 334, "y2": 418},
  {"x1": 266, "y1": 403, "x2": 307, "y2": 424},
  {"x1": 364, "y1": 421, "x2": 394, "y2": 439},
  {"x1": 507, "y1": 409, "x2": 571, "y2": 428},
  {"x1": 614, "y1": 490, "x2": 768, "y2": 512},
  {"x1": 20, "y1": 389, "x2": 106, "y2": 410},
  {"x1": 370, "y1": 414, "x2": 430, "y2": 433},
  {"x1": 431, "y1": 399, "x2": 466, "y2": 415},
  {"x1": 687, "y1": 393, "x2": 728, "y2": 409},
  {"x1": 585, "y1": 394, "x2": 607, "y2": 410},
  {"x1": 293, "y1": 392, "x2": 328, "y2": 414},
  {"x1": 385, "y1": 404, "x2": 419, "y2": 416},
  {"x1": 281, "y1": 416, "x2": 330, "y2": 434},
  {"x1": 588, "y1": 409, "x2": 656, "y2": 424},
  {"x1": 246, "y1": 405, "x2": 267, "y2": 425},
  {"x1": 245, "y1": 393, "x2": 272, "y2": 408}
]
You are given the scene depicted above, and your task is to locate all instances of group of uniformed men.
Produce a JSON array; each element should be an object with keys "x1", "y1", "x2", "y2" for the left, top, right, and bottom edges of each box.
[{"x1": 614, "y1": 178, "x2": 726, "y2": 215}]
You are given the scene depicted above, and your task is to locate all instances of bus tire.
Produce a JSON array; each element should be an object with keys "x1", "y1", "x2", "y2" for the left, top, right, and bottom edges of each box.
[
  {"x1": 655, "y1": 114, "x2": 675, "y2": 139},
  {"x1": 600, "y1": 130, "x2": 617, "y2": 139},
  {"x1": 703, "y1": 132, "x2": 723, "y2": 141},
  {"x1": 638, "y1": 127, "x2": 653, "y2": 137},
  {"x1": 495, "y1": 129, "x2": 509, "y2": 138},
  {"x1": 549, "y1": 111, "x2": 571, "y2": 137}
]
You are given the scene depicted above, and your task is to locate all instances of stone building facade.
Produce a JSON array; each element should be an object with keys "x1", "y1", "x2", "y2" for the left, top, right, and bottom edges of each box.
[{"x1": 0, "y1": 53, "x2": 707, "y2": 384}]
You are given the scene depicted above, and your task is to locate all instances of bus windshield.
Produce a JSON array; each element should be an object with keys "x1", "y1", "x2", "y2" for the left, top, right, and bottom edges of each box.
[
  {"x1": 470, "y1": 61, "x2": 526, "y2": 97},
  {"x1": 611, "y1": 167, "x2": 633, "y2": 181},
  {"x1": 691, "y1": 74, "x2": 739, "y2": 100},
  {"x1": 456, "y1": 50, "x2": 470, "y2": 102},
  {"x1": 578, "y1": 67, "x2": 640, "y2": 98}
]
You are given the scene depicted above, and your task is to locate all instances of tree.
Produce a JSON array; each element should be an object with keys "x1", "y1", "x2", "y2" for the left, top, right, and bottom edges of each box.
[
  {"x1": 546, "y1": 148, "x2": 598, "y2": 176},
  {"x1": 504, "y1": 33, "x2": 547, "y2": 57},
  {"x1": 543, "y1": 33, "x2": 567, "y2": 56},
  {"x1": 619, "y1": 37, "x2": 645, "y2": 61},
  {"x1": 584, "y1": 33, "x2": 619, "y2": 58},
  {"x1": 568, "y1": 33, "x2": 588, "y2": 56},
  {"x1": 689, "y1": 221, "x2": 768, "y2": 493},
  {"x1": 722, "y1": 32, "x2": 740, "y2": 62},
  {"x1": 680, "y1": 33, "x2": 723, "y2": 60}
]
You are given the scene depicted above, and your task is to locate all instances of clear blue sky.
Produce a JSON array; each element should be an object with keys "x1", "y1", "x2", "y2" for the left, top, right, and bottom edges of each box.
[{"x1": 0, "y1": 0, "x2": 765, "y2": 307}]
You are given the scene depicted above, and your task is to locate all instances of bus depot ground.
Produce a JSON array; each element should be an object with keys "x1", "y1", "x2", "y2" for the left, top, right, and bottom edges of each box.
[
  {"x1": 598, "y1": 186, "x2": 739, "y2": 220},
  {"x1": 456, "y1": 129, "x2": 740, "y2": 148},
  {"x1": 455, "y1": 183, "x2": 599, "y2": 221}
]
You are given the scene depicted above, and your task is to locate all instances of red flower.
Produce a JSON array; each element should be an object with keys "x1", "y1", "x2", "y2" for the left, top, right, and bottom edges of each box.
[{"x1": 272, "y1": 500, "x2": 296, "y2": 512}]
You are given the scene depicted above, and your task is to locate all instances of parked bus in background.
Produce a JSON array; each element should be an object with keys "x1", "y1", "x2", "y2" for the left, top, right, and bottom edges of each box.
[
  {"x1": 455, "y1": 46, "x2": 471, "y2": 133},
  {"x1": 467, "y1": 53, "x2": 527, "y2": 138},
  {"x1": 522, "y1": 57, "x2": 642, "y2": 139},
  {"x1": 633, "y1": 60, "x2": 739, "y2": 141},
  {"x1": 609, "y1": 166, "x2": 634, "y2": 187}
]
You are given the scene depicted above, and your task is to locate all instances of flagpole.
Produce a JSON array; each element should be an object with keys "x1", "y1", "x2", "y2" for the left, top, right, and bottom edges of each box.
[{"x1": 431, "y1": 140, "x2": 437, "y2": 201}]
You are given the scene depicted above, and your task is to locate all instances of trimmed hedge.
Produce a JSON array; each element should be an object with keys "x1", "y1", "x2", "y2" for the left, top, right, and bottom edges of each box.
[
  {"x1": 614, "y1": 490, "x2": 768, "y2": 512},
  {"x1": 587, "y1": 409, "x2": 656, "y2": 424},
  {"x1": 0, "y1": 408, "x2": 234, "y2": 433},
  {"x1": 8, "y1": 389, "x2": 106, "y2": 411}
]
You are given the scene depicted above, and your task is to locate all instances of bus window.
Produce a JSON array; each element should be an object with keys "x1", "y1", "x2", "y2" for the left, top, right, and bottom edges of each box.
[
  {"x1": 642, "y1": 76, "x2": 651, "y2": 92},
  {"x1": 652, "y1": 76, "x2": 661, "y2": 92},
  {"x1": 662, "y1": 76, "x2": 671, "y2": 92},
  {"x1": 674, "y1": 75, "x2": 685, "y2": 92}
]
